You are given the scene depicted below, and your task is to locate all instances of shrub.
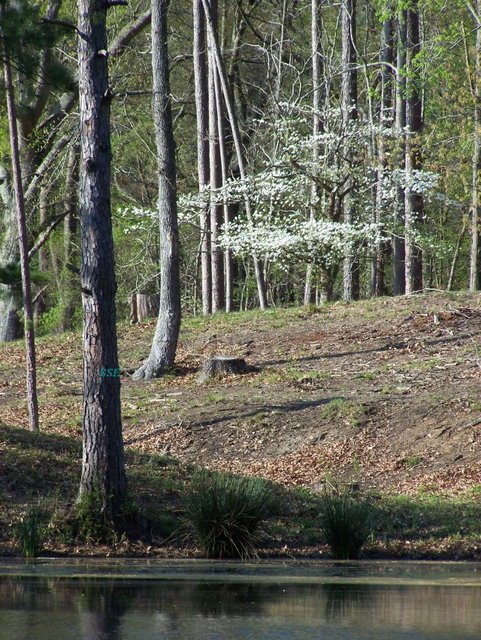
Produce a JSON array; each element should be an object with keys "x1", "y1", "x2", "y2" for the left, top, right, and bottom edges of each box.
[
  {"x1": 184, "y1": 471, "x2": 278, "y2": 559},
  {"x1": 16, "y1": 508, "x2": 47, "y2": 558},
  {"x1": 319, "y1": 485, "x2": 376, "y2": 559}
]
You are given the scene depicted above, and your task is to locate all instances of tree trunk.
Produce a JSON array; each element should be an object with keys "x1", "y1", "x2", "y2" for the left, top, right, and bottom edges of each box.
[
  {"x1": 2, "y1": 32, "x2": 39, "y2": 432},
  {"x1": 77, "y1": 0, "x2": 126, "y2": 512},
  {"x1": 129, "y1": 293, "x2": 160, "y2": 324},
  {"x1": 62, "y1": 144, "x2": 80, "y2": 332},
  {"x1": 213, "y1": 51, "x2": 233, "y2": 312},
  {"x1": 34, "y1": 186, "x2": 49, "y2": 325},
  {"x1": 201, "y1": 0, "x2": 268, "y2": 310},
  {"x1": 133, "y1": 0, "x2": 181, "y2": 380},
  {"x1": 404, "y1": 1, "x2": 424, "y2": 294},
  {"x1": 393, "y1": 10, "x2": 407, "y2": 295},
  {"x1": 207, "y1": 0, "x2": 225, "y2": 313},
  {"x1": 304, "y1": 0, "x2": 324, "y2": 306},
  {"x1": 341, "y1": 0, "x2": 359, "y2": 301},
  {"x1": 0, "y1": 164, "x2": 22, "y2": 341},
  {"x1": 372, "y1": 9, "x2": 394, "y2": 297},
  {"x1": 470, "y1": 0, "x2": 481, "y2": 291},
  {"x1": 193, "y1": 0, "x2": 212, "y2": 314}
]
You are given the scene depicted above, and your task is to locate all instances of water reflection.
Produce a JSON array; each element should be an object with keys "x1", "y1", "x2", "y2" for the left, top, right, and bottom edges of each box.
[{"x1": 1, "y1": 575, "x2": 481, "y2": 639}]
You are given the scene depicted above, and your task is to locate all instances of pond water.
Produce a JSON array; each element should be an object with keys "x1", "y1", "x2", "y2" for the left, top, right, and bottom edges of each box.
[{"x1": 1, "y1": 560, "x2": 481, "y2": 639}]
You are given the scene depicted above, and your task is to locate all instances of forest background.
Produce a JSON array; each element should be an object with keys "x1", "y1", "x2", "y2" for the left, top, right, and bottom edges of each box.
[{"x1": 1, "y1": 0, "x2": 480, "y2": 339}]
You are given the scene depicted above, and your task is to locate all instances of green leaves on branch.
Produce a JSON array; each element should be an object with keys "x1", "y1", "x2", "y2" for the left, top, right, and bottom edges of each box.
[
  {"x1": 0, "y1": 0, "x2": 74, "y2": 90},
  {"x1": 0, "y1": 263, "x2": 48, "y2": 300}
]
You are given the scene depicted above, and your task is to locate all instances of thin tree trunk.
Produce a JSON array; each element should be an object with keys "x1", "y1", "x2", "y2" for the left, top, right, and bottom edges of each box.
[
  {"x1": 393, "y1": 10, "x2": 407, "y2": 295},
  {"x1": 448, "y1": 221, "x2": 467, "y2": 291},
  {"x1": 34, "y1": 188, "x2": 49, "y2": 325},
  {"x1": 207, "y1": 0, "x2": 224, "y2": 313},
  {"x1": 201, "y1": 0, "x2": 268, "y2": 309},
  {"x1": 470, "y1": 0, "x2": 481, "y2": 291},
  {"x1": 2, "y1": 34, "x2": 39, "y2": 432},
  {"x1": 404, "y1": 1, "x2": 423, "y2": 294},
  {"x1": 133, "y1": 0, "x2": 181, "y2": 380},
  {"x1": 372, "y1": 10, "x2": 394, "y2": 297},
  {"x1": 341, "y1": 0, "x2": 359, "y2": 301},
  {"x1": 213, "y1": 56, "x2": 232, "y2": 312},
  {"x1": 62, "y1": 144, "x2": 80, "y2": 332},
  {"x1": 77, "y1": 0, "x2": 126, "y2": 512},
  {"x1": 193, "y1": 0, "x2": 212, "y2": 314},
  {"x1": 304, "y1": 0, "x2": 324, "y2": 306}
]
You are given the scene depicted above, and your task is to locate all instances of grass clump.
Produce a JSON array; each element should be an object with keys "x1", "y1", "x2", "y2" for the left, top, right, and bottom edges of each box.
[
  {"x1": 184, "y1": 471, "x2": 278, "y2": 559},
  {"x1": 15, "y1": 508, "x2": 47, "y2": 557},
  {"x1": 319, "y1": 484, "x2": 377, "y2": 559}
]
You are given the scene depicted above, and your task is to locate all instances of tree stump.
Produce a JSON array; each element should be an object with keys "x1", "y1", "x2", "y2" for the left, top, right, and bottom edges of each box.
[
  {"x1": 197, "y1": 356, "x2": 248, "y2": 384},
  {"x1": 129, "y1": 293, "x2": 160, "y2": 323}
]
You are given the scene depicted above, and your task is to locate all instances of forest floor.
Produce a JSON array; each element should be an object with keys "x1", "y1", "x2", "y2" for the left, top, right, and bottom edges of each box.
[{"x1": 2, "y1": 291, "x2": 481, "y2": 559}]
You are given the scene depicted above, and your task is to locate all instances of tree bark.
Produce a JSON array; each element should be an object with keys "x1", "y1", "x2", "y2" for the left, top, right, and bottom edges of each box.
[
  {"x1": 77, "y1": 0, "x2": 126, "y2": 512},
  {"x1": 2, "y1": 29, "x2": 40, "y2": 432},
  {"x1": 133, "y1": 0, "x2": 181, "y2": 380},
  {"x1": 341, "y1": 0, "x2": 360, "y2": 301},
  {"x1": 193, "y1": 0, "x2": 212, "y2": 314}
]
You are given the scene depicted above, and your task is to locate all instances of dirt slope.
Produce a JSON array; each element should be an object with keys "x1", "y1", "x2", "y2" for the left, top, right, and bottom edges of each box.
[{"x1": 1, "y1": 293, "x2": 481, "y2": 495}]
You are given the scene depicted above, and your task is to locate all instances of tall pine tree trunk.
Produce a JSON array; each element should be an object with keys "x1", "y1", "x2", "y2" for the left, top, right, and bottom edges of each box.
[
  {"x1": 77, "y1": 0, "x2": 126, "y2": 512},
  {"x1": 133, "y1": 0, "x2": 181, "y2": 380}
]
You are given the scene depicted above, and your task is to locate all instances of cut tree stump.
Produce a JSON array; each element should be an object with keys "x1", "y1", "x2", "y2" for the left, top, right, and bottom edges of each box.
[
  {"x1": 197, "y1": 356, "x2": 248, "y2": 384},
  {"x1": 129, "y1": 293, "x2": 160, "y2": 323}
]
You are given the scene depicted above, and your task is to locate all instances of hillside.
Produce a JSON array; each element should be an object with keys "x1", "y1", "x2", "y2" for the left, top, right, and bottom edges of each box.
[
  {"x1": 2, "y1": 292, "x2": 481, "y2": 494},
  {"x1": 1, "y1": 292, "x2": 481, "y2": 557}
]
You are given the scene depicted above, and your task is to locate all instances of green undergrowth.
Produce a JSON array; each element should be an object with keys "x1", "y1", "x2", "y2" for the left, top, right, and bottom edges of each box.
[{"x1": 1, "y1": 422, "x2": 481, "y2": 558}]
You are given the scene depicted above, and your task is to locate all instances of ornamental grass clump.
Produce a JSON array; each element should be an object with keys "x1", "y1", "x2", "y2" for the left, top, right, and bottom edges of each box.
[
  {"x1": 184, "y1": 471, "x2": 278, "y2": 559},
  {"x1": 319, "y1": 485, "x2": 376, "y2": 559},
  {"x1": 16, "y1": 508, "x2": 46, "y2": 558}
]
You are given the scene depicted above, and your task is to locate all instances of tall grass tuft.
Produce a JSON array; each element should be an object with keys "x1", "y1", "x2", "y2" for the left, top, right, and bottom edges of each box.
[
  {"x1": 183, "y1": 471, "x2": 278, "y2": 559},
  {"x1": 16, "y1": 508, "x2": 46, "y2": 558},
  {"x1": 319, "y1": 485, "x2": 376, "y2": 559}
]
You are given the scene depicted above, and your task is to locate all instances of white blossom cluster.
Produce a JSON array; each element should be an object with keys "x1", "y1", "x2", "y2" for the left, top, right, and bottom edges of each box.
[
  {"x1": 219, "y1": 219, "x2": 382, "y2": 269},
  {"x1": 116, "y1": 204, "x2": 197, "y2": 236}
]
